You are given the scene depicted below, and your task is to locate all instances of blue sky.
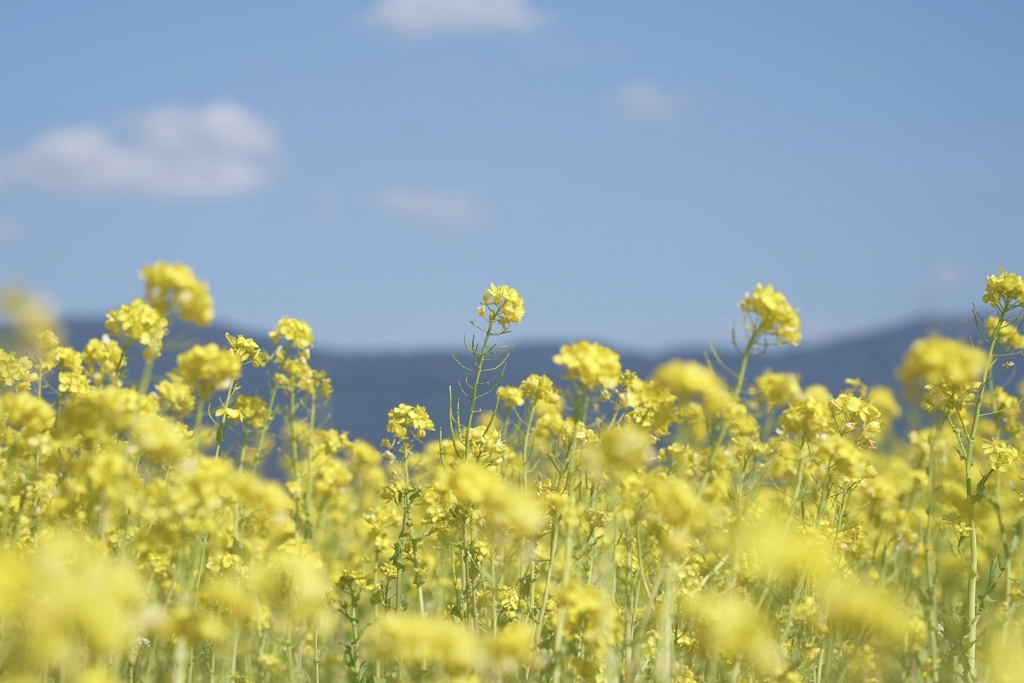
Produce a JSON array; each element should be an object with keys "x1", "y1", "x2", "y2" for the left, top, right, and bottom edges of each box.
[{"x1": 1, "y1": 2, "x2": 1021, "y2": 353}]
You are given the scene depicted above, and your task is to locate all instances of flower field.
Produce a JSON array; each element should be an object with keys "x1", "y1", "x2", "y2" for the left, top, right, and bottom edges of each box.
[{"x1": 1, "y1": 264, "x2": 1024, "y2": 682}]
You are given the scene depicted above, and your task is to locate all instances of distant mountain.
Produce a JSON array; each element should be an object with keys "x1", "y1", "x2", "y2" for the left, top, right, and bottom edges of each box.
[{"x1": 1, "y1": 314, "x2": 986, "y2": 448}]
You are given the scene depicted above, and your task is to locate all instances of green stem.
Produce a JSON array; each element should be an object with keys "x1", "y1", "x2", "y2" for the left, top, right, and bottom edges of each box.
[
  {"x1": 138, "y1": 356, "x2": 155, "y2": 394},
  {"x1": 963, "y1": 308, "x2": 1005, "y2": 678},
  {"x1": 192, "y1": 398, "x2": 206, "y2": 451}
]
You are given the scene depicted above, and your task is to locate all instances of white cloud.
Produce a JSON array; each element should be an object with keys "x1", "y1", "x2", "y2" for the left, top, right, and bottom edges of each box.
[
  {"x1": 932, "y1": 265, "x2": 968, "y2": 287},
  {"x1": 376, "y1": 188, "x2": 487, "y2": 230},
  {"x1": 365, "y1": 0, "x2": 544, "y2": 36},
  {"x1": 613, "y1": 81, "x2": 684, "y2": 126},
  {"x1": 0, "y1": 102, "x2": 279, "y2": 198}
]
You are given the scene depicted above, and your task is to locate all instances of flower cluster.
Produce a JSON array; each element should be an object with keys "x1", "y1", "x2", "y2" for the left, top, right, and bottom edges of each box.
[
  {"x1": 740, "y1": 282, "x2": 803, "y2": 346},
  {"x1": 385, "y1": 402, "x2": 435, "y2": 442},
  {"x1": 478, "y1": 283, "x2": 525, "y2": 330},
  {"x1": 105, "y1": 299, "x2": 168, "y2": 360},
  {"x1": 1, "y1": 265, "x2": 1022, "y2": 683},
  {"x1": 140, "y1": 261, "x2": 215, "y2": 326},
  {"x1": 174, "y1": 343, "x2": 242, "y2": 400},
  {"x1": 552, "y1": 340, "x2": 622, "y2": 390},
  {"x1": 983, "y1": 268, "x2": 1024, "y2": 310}
]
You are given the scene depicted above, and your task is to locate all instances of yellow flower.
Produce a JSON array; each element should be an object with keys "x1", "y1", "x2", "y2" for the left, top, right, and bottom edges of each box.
[
  {"x1": 441, "y1": 460, "x2": 545, "y2": 536},
  {"x1": 685, "y1": 592, "x2": 785, "y2": 677},
  {"x1": 553, "y1": 340, "x2": 622, "y2": 390},
  {"x1": 1, "y1": 391, "x2": 55, "y2": 437},
  {"x1": 132, "y1": 412, "x2": 191, "y2": 465},
  {"x1": 254, "y1": 539, "x2": 336, "y2": 632},
  {"x1": 618, "y1": 371, "x2": 678, "y2": 436},
  {"x1": 82, "y1": 336, "x2": 124, "y2": 385},
  {"x1": 753, "y1": 370, "x2": 803, "y2": 411},
  {"x1": 140, "y1": 261, "x2": 215, "y2": 326},
  {"x1": 0, "y1": 349, "x2": 38, "y2": 391},
  {"x1": 1, "y1": 287, "x2": 57, "y2": 345},
  {"x1": 520, "y1": 373, "x2": 561, "y2": 404},
  {"x1": 35, "y1": 328, "x2": 62, "y2": 360},
  {"x1": 0, "y1": 532, "x2": 147, "y2": 670},
  {"x1": 653, "y1": 359, "x2": 733, "y2": 415},
  {"x1": 983, "y1": 268, "x2": 1024, "y2": 310},
  {"x1": 154, "y1": 375, "x2": 196, "y2": 416},
  {"x1": 986, "y1": 315, "x2": 1024, "y2": 349},
  {"x1": 56, "y1": 386, "x2": 158, "y2": 446},
  {"x1": 779, "y1": 395, "x2": 835, "y2": 440},
  {"x1": 234, "y1": 394, "x2": 270, "y2": 430},
  {"x1": 225, "y1": 332, "x2": 270, "y2": 367},
  {"x1": 174, "y1": 343, "x2": 242, "y2": 400},
  {"x1": 583, "y1": 423, "x2": 654, "y2": 476},
  {"x1": 821, "y1": 577, "x2": 915, "y2": 646},
  {"x1": 552, "y1": 583, "x2": 620, "y2": 653},
  {"x1": 269, "y1": 317, "x2": 314, "y2": 350},
  {"x1": 478, "y1": 283, "x2": 525, "y2": 330},
  {"x1": 897, "y1": 335, "x2": 987, "y2": 410},
  {"x1": 866, "y1": 384, "x2": 902, "y2": 424},
  {"x1": 982, "y1": 438, "x2": 1020, "y2": 472},
  {"x1": 105, "y1": 299, "x2": 168, "y2": 360},
  {"x1": 385, "y1": 403, "x2": 434, "y2": 441},
  {"x1": 363, "y1": 613, "x2": 485, "y2": 675},
  {"x1": 739, "y1": 283, "x2": 802, "y2": 346},
  {"x1": 650, "y1": 473, "x2": 699, "y2": 527},
  {"x1": 497, "y1": 385, "x2": 525, "y2": 408}
]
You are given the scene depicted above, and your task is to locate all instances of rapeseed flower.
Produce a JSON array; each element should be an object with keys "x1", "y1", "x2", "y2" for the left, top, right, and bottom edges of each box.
[
  {"x1": 553, "y1": 340, "x2": 622, "y2": 390},
  {"x1": 56, "y1": 386, "x2": 158, "y2": 445},
  {"x1": 226, "y1": 332, "x2": 270, "y2": 366},
  {"x1": 652, "y1": 359, "x2": 732, "y2": 416},
  {"x1": 779, "y1": 395, "x2": 835, "y2": 441},
  {"x1": 753, "y1": 370, "x2": 803, "y2": 411},
  {"x1": 174, "y1": 343, "x2": 242, "y2": 400},
  {"x1": 105, "y1": 299, "x2": 168, "y2": 360},
  {"x1": 736, "y1": 518, "x2": 834, "y2": 585},
  {"x1": 520, "y1": 372, "x2": 560, "y2": 403},
  {"x1": 254, "y1": 539, "x2": 336, "y2": 632},
  {"x1": 478, "y1": 283, "x2": 525, "y2": 330},
  {"x1": 981, "y1": 438, "x2": 1020, "y2": 472},
  {"x1": 983, "y1": 268, "x2": 1024, "y2": 309},
  {"x1": 1, "y1": 287, "x2": 57, "y2": 347},
  {"x1": 7, "y1": 262, "x2": 1024, "y2": 682},
  {"x1": 1, "y1": 391, "x2": 55, "y2": 438},
  {"x1": 140, "y1": 261, "x2": 214, "y2": 326},
  {"x1": 898, "y1": 335, "x2": 987, "y2": 410},
  {"x1": 82, "y1": 335, "x2": 124, "y2": 385},
  {"x1": 583, "y1": 423, "x2": 654, "y2": 476},
  {"x1": 155, "y1": 375, "x2": 196, "y2": 416},
  {"x1": 385, "y1": 402, "x2": 434, "y2": 442},
  {"x1": 618, "y1": 371, "x2": 678, "y2": 436},
  {"x1": 0, "y1": 349, "x2": 37, "y2": 391},
  {"x1": 132, "y1": 412, "x2": 191, "y2": 466},
  {"x1": 363, "y1": 613, "x2": 485, "y2": 675},
  {"x1": 270, "y1": 316, "x2": 314, "y2": 351},
  {"x1": 986, "y1": 315, "x2": 1024, "y2": 349},
  {"x1": 685, "y1": 592, "x2": 785, "y2": 677},
  {"x1": 739, "y1": 283, "x2": 802, "y2": 346},
  {"x1": 41, "y1": 344, "x2": 90, "y2": 395},
  {"x1": 234, "y1": 394, "x2": 270, "y2": 429},
  {"x1": 497, "y1": 385, "x2": 525, "y2": 408},
  {"x1": 442, "y1": 460, "x2": 545, "y2": 536},
  {"x1": 553, "y1": 583, "x2": 620, "y2": 653},
  {"x1": 0, "y1": 531, "x2": 147, "y2": 671},
  {"x1": 821, "y1": 578, "x2": 917, "y2": 648}
]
